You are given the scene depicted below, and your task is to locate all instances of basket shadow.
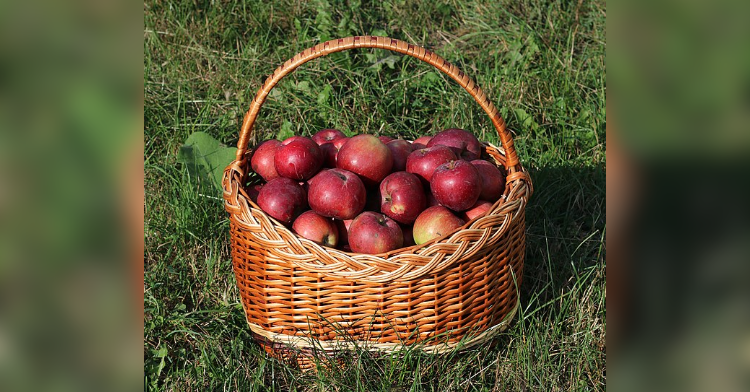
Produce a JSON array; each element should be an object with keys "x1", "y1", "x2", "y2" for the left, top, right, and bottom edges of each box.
[{"x1": 518, "y1": 163, "x2": 606, "y2": 319}]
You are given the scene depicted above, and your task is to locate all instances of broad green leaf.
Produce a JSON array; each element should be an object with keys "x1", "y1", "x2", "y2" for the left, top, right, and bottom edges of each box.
[
  {"x1": 382, "y1": 55, "x2": 400, "y2": 69},
  {"x1": 514, "y1": 108, "x2": 540, "y2": 132},
  {"x1": 296, "y1": 81, "x2": 311, "y2": 94},
  {"x1": 177, "y1": 131, "x2": 237, "y2": 193},
  {"x1": 152, "y1": 346, "x2": 168, "y2": 358},
  {"x1": 276, "y1": 121, "x2": 294, "y2": 141},
  {"x1": 317, "y1": 84, "x2": 332, "y2": 105},
  {"x1": 420, "y1": 71, "x2": 441, "y2": 87}
]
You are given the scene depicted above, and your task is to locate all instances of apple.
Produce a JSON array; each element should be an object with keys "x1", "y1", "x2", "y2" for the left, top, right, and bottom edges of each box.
[
  {"x1": 337, "y1": 134, "x2": 394, "y2": 187},
  {"x1": 335, "y1": 219, "x2": 353, "y2": 247},
  {"x1": 401, "y1": 224, "x2": 416, "y2": 247},
  {"x1": 257, "y1": 177, "x2": 308, "y2": 224},
  {"x1": 307, "y1": 168, "x2": 367, "y2": 220},
  {"x1": 412, "y1": 135, "x2": 432, "y2": 150},
  {"x1": 332, "y1": 137, "x2": 349, "y2": 150},
  {"x1": 250, "y1": 139, "x2": 281, "y2": 181},
  {"x1": 292, "y1": 210, "x2": 339, "y2": 247},
  {"x1": 412, "y1": 206, "x2": 466, "y2": 245},
  {"x1": 247, "y1": 183, "x2": 263, "y2": 204},
  {"x1": 319, "y1": 136, "x2": 350, "y2": 168},
  {"x1": 281, "y1": 135, "x2": 308, "y2": 145},
  {"x1": 430, "y1": 160, "x2": 483, "y2": 211},
  {"x1": 405, "y1": 145, "x2": 457, "y2": 185},
  {"x1": 378, "y1": 135, "x2": 394, "y2": 144},
  {"x1": 319, "y1": 142, "x2": 339, "y2": 168},
  {"x1": 274, "y1": 137, "x2": 323, "y2": 180},
  {"x1": 380, "y1": 171, "x2": 426, "y2": 224},
  {"x1": 470, "y1": 159, "x2": 506, "y2": 201},
  {"x1": 386, "y1": 139, "x2": 413, "y2": 172},
  {"x1": 427, "y1": 128, "x2": 482, "y2": 160},
  {"x1": 462, "y1": 200, "x2": 493, "y2": 221},
  {"x1": 312, "y1": 128, "x2": 346, "y2": 145},
  {"x1": 426, "y1": 190, "x2": 440, "y2": 207},
  {"x1": 348, "y1": 212, "x2": 404, "y2": 254},
  {"x1": 299, "y1": 180, "x2": 310, "y2": 193}
]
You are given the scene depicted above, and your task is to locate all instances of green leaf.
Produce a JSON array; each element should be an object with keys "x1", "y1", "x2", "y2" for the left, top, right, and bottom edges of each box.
[
  {"x1": 382, "y1": 55, "x2": 400, "y2": 69},
  {"x1": 421, "y1": 71, "x2": 441, "y2": 87},
  {"x1": 277, "y1": 121, "x2": 294, "y2": 141},
  {"x1": 513, "y1": 108, "x2": 540, "y2": 132},
  {"x1": 526, "y1": 36, "x2": 540, "y2": 56},
  {"x1": 317, "y1": 84, "x2": 332, "y2": 105},
  {"x1": 296, "y1": 81, "x2": 311, "y2": 94},
  {"x1": 152, "y1": 346, "x2": 168, "y2": 358},
  {"x1": 177, "y1": 131, "x2": 237, "y2": 193},
  {"x1": 368, "y1": 54, "x2": 400, "y2": 71}
]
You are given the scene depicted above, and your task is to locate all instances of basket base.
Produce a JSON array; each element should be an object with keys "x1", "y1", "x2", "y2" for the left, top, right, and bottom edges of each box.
[{"x1": 248, "y1": 302, "x2": 519, "y2": 369}]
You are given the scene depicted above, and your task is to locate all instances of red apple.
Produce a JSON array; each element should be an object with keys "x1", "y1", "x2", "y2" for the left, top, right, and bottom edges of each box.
[
  {"x1": 307, "y1": 168, "x2": 367, "y2": 220},
  {"x1": 426, "y1": 191, "x2": 440, "y2": 207},
  {"x1": 405, "y1": 145, "x2": 457, "y2": 185},
  {"x1": 257, "y1": 177, "x2": 308, "y2": 224},
  {"x1": 250, "y1": 139, "x2": 281, "y2": 181},
  {"x1": 462, "y1": 200, "x2": 493, "y2": 221},
  {"x1": 332, "y1": 137, "x2": 349, "y2": 150},
  {"x1": 380, "y1": 172, "x2": 426, "y2": 224},
  {"x1": 281, "y1": 135, "x2": 308, "y2": 145},
  {"x1": 319, "y1": 137, "x2": 350, "y2": 168},
  {"x1": 427, "y1": 128, "x2": 482, "y2": 160},
  {"x1": 274, "y1": 137, "x2": 323, "y2": 180},
  {"x1": 337, "y1": 134, "x2": 394, "y2": 187},
  {"x1": 430, "y1": 160, "x2": 483, "y2": 211},
  {"x1": 348, "y1": 212, "x2": 404, "y2": 254},
  {"x1": 299, "y1": 180, "x2": 310, "y2": 193},
  {"x1": 312, "y1": 128, "x2": 346, "y2": 145},
  {"x1": 378, "y1": 135, "x2": 394, "y2": 144},
  {"x1": 292, "y1": 210, "x2": 339, "y2": 247},
  {"x1": 335, "y1": 219, "x2": 353, "y2": 247},
  {"x1": 319, "y1": 142, "x2": 339, "y2": 168},
  {"x1": 470, "y1": 159, "x2": 506, "y2": 201},
  {"x1": 412, "y1": 135, "x2": 432, "y2": 150},
  {"x1": 386, "y1": 139, "x2": 413, "y2": 172},
  {"x1": 401, "y1": 224, "x2": 415, "y2": 247},
  {"x1": 247, "y1": 183, "x2": 263, "y2": 204},
  {"x1": 412, "y1": 206, "x2": 466, "y2": 245}
]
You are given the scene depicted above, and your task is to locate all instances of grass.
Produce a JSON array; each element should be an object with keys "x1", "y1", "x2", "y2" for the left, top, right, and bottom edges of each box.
[{"x1": 144, "y1": 0, "x2": 606, "y2": 390}]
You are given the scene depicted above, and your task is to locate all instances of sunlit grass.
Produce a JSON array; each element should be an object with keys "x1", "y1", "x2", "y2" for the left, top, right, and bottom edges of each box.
[{"x1": 144, "y1": 0, "x2": 606, "y2": 390}]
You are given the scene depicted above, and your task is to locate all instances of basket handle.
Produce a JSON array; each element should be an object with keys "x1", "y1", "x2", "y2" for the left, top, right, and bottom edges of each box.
[{"x1": 234, "y1": 36, "x2": 523, "y2": 177}]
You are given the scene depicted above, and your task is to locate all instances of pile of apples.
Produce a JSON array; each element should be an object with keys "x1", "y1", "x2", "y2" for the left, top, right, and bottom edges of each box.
[{"x1": 247, "y1": 128, "x2": 506, "y2": 254}]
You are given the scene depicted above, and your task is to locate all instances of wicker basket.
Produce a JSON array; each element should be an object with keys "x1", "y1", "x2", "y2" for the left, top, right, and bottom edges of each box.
[{"x1": 222, "y1": 36, "x2": 532, "y2": 367}]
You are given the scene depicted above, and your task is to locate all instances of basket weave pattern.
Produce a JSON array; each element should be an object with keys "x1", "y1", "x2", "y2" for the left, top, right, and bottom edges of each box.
[{"x1": 222, "y1": 36, "x2": 532, "y2": 359}]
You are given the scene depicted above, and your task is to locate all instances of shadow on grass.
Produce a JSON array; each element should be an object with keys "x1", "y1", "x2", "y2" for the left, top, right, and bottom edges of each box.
[{"x1": 520, "y1": 164, "x2": 606, "y2": 308}]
